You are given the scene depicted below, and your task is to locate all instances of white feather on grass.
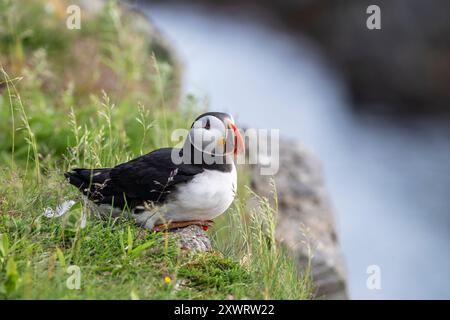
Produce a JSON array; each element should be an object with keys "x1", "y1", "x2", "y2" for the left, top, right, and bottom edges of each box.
[{"x1": 43, "y1": 200, "x2": 76, "y2": 218}]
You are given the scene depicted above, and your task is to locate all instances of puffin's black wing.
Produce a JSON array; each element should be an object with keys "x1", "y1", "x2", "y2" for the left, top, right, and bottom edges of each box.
[
  {"x1": 109, "y1": 148, "x2": 203, "y2": 203},
  {"x1": 65, "y1": 148, "x2": 203, "y2": 209}
]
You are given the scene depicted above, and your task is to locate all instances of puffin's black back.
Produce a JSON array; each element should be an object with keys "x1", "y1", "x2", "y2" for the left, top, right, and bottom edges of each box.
[{"x1": 64, "y1": 148, "x2": 205, "y2": 209}]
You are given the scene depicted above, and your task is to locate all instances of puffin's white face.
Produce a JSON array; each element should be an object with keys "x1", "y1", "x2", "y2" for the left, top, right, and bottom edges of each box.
[{"x1": 188, "y1": 113, "x2": 243, "y2": 157}]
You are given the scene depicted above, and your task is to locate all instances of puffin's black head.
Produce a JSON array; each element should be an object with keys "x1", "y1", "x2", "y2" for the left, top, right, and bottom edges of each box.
[
  {"x1": 189, "y1": 112, "x2": 244, "y2": 157},
  {"x1": 193, "y1": 112, "x2": 234, "y2": 125}
]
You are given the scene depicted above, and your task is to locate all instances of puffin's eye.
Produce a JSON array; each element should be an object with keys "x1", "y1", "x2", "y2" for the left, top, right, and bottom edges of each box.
[{"x1": 204, "y1": 118, "x2": 210, "y2": 130}]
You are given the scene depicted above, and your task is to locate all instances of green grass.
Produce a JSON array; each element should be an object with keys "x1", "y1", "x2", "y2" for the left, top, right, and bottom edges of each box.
[{"x1": 0, "y1": 0, "x2": 313, "y2": 299}]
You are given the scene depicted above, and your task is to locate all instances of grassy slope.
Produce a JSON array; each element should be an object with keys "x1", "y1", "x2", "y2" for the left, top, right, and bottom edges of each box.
[{"x1": 0, "y1": 0, "x2": 312, "y2": 299}]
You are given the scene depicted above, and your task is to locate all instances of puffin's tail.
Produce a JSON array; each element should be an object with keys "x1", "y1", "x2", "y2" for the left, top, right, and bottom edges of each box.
[{"x1": 64, "y1": 168, "x2": 111, "y2": 191}]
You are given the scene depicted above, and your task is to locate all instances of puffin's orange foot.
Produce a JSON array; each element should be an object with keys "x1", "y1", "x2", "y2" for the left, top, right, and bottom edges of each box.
[{"x1": 152, "y1": 220, "x2": 213, "y2": 232}]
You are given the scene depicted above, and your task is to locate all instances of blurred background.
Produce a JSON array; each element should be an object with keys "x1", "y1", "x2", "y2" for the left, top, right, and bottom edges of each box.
[{"x1": 134, "y1": 0, "x2": 450, "y2": 299}]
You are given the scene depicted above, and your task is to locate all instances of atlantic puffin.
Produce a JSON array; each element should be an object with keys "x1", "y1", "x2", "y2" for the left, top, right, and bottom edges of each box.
[{"x1": 64, "y1": 112, "x2": 244, "y2": 231}]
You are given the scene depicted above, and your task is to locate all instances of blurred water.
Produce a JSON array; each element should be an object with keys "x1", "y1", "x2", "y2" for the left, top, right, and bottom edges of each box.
[{"x1": 140, "y1": 3, "x2": 450, "y2": 299}]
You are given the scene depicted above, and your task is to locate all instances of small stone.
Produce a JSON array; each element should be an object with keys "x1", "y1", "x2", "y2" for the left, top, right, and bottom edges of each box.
[{"x1": 169, "y1": 225, "x2": 212, "y2": 252}]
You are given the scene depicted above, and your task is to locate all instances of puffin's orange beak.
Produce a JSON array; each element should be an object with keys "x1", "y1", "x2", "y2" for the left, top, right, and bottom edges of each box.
[{"x1": 227, "y1": 121, "x2": 245, "y2": 156}]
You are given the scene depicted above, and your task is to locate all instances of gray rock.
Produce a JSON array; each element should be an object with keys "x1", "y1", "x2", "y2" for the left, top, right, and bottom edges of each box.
[
  {"x1": 170, "y1": 225, "x2": 212, "y2": 252},
  {"x1": 250, "y1": 138, "x2": 348, "y2": 299}
]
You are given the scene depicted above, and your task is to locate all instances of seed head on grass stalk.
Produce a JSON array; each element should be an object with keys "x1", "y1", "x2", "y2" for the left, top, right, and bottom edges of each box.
[
  {"x1": 1, "y1": 67, "x2": 41, "y2": 183},
  {"x1": 98, "y1": 91, "x2": 115, "y2": 165},
  {"x1": 135, "y1": 103, "x2": 154, "y2": 155}
]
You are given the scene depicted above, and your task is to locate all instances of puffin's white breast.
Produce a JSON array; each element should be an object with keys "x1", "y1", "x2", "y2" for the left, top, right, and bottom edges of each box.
[{"x1": 163, "y1": 164, "x2": 237, "y2": 222}]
